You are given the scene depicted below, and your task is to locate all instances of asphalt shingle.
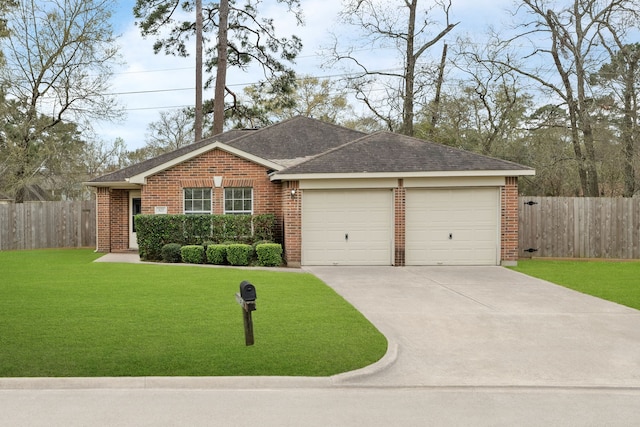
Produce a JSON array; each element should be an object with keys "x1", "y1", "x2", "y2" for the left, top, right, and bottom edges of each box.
[
  {"x1": 88, "y1": 117, "x2": 532, "y2": 184},
  {"x1": 277, "y1": 131, "x2": 533, "y2": 174},
  {"x1": 89, "y1": 129, "x2": 254, "y2": 183}
]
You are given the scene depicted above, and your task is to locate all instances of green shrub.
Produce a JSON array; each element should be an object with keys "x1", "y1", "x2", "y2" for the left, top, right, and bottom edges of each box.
[
  {"x1": 181, "y1": 245, "x2": 205, "y2": 264},
  {"x1": 135, "y1": 215, "x2": 184, "y2": 261},
  {"x1": 135, "y1": 214, "x2": 277, "y2": 261},
  {"x1": 253, "y1": 214, "x2": 276, "y2": 241},
  {"x1": 256, "y1": 243, "x2": 283, "y2": 267},
  {"x1": 206, "y1": 244, "x2": 227, "y2": 265},
  {"x1": 161, "y1": 243, "x2": 183, "y2": 263},
  {"x1": 252, "y1": 240, "x2": 272, "y2": 250},
  {"x1": 226, "y1": 244, "x2": 254, "y2": 266}
]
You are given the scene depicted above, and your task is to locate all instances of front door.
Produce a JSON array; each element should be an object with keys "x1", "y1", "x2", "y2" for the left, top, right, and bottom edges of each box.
[{"x1": 130, "y1": 191, "x2": 142, "y2": 250}]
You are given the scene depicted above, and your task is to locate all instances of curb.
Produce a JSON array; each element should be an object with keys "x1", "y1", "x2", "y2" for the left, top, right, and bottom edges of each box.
[
  {"x1": 0, "y1": 342, "x2": 398, "y2": 391},
  {"x1": 331, "y1": 340, "x2": 399, "y2": 385}
]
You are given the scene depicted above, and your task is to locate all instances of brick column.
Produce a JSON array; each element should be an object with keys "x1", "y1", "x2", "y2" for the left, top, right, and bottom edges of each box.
[
  {"x1": 110, "y1": 189, "x2": 129, "y2": 252},
  {"x1": 394, "y1": 181, "x2": 406, "y2": 266},
  {"x1": 501, "y1": 176, "x2": 519, "y2": 265},
  {"x1": 96, "y1": 187, "x2": 111, "y2": 252},
  {"x1": 282, "y1": 181, "x2": 301, "y2": 267}
]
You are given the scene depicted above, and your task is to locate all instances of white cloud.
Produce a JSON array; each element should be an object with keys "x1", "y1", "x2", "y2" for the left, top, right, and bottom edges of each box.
[{"x1": 98, "y1": 0, "x2": 513, "y2": 150}]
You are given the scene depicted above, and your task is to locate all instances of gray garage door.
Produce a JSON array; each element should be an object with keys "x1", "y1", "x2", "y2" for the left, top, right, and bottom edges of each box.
[
  {"x1": 406, "y1": 188, "x2": 499, "y2": 265},
  {"x1": 302, "y1": 189, "x2": 393, "y2": 265}
]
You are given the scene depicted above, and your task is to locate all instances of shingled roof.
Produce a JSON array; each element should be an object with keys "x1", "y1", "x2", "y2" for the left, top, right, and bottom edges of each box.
[
  {"x1": 226, "y1": 116, "x2": 366, "y2": 167},
  {"x1": 88, "y1": 116, "x2": 366, "y2": 184},
  {"x1": 88, "y1": 116, "x2": 532, "y2": 186},
  {"x1": 89, "y1": 128, "x2": 254, "y2": 184},
  {"x1": 275, "y1": 131, "x2": 533, "y2": 176}
]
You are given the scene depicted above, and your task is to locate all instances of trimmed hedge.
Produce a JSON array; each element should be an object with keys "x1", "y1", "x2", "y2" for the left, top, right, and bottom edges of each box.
[
  {"x1": 206, "y1": 244, "x2": 227, "y2": 265},
  {"x1": 226, "y1": 244, "x2": 254, "y2": 266},
  {"x1": 161, "y1": 243, "x2": 182, "y2": 263},
  {"x1": 135, "y1": 214, "x2": 277, "y2": 261},
  {"x1": 256, "y1": 243, "x2": 283, "y2": 267},
  {"x1": 181, "y1": 245, "x2": 205, "y2": 264}
]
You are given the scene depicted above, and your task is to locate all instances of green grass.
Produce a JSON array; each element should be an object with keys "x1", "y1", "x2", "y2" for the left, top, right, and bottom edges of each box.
[
  {"x1": 511, "y1": 260, "x2": 640, "y2": 310},
  {"x1": 0, "y1": 249, "x2": 387, "y2": 377}
]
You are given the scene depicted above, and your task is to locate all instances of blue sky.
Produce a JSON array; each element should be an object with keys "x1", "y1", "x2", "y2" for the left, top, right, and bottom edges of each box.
[{"x1": 99, "y1": 0, "x2": 513, "y2": 149}]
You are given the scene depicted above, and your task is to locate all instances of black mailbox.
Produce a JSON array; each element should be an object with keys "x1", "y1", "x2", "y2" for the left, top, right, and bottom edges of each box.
[{"x1": 240, "y1": 281, "x2": 257, "y2": 302}]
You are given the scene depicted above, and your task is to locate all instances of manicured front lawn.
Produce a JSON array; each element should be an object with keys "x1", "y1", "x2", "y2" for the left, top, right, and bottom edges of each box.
[
  {"x1": 0, "y1": 249, "x2": 387, "y2": 377},
  {"x1": 511, "y1": 259, "x2": 640, "y2": 310}
]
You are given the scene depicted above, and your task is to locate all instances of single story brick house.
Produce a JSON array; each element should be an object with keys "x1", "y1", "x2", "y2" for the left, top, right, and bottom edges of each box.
[{"x1": 87, "y1": 116, "x2": 534, "y2": 266}]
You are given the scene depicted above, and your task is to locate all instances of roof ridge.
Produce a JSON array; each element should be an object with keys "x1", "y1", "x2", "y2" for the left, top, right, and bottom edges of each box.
[{"x1": 225, "y1": 116, "x2": 365, "y2": 147}]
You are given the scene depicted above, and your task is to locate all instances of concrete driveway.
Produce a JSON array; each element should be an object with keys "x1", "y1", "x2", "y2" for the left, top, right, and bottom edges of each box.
[{"x1": 307, "y1": 266, "x2": 640, "y2": 388}]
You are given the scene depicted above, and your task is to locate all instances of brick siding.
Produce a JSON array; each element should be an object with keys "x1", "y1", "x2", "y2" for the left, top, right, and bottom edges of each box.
[
  {"x1": 282, "y1": 181, "x2": 301, "y2": 266},
  {"x1": 96, "y1": 187, "x2": 111, "y2": 252},
  {"x1": 143, "y1": 149, "x2": 281, "y2": 217},
  {"x1": 501, "y1": 176, "x2": 519, "y2": 263},
  {"x1": 98, "y1": 188, "x2": 129, "y2": 252},
  {"x1": 394, "y1": 181, "x2": 406, "y2": 266}
]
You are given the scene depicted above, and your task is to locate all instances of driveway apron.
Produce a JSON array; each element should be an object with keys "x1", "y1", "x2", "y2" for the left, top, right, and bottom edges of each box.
[{"x1": 306, "y1": 266, "x2": 640, "y2": 388}]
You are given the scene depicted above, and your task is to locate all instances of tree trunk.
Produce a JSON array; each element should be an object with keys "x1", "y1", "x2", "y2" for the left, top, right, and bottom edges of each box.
[
  {"x1": 622, "y1": 50, "x2": 637, "y2": 197},
  {"x1": 194, "y1": 0, "x2": 203, "y2": 141},
  {"x1": 573, "y1": 2, "x2": 599, "y2": 197},
  {"x1": 429, "y1": 43, "x2": 447, "y2": 135},
  {"x1": 401, "y1": 0, "x2": 417, "y2": 136},
  {"x1": 547, "y1": 5, "x2": 598, "y2": 197},
  {"x1": 213, "y1": 0, "x2": 229, "y2": 136}
]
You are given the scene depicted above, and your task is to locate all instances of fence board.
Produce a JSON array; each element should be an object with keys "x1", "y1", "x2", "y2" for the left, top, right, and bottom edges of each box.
[
  {"x1": 519, "y1": 197, "x2": 640, "y2": 260},
  {"x1": 0, "y1": 201, "x2": 96, "y2": 251}
]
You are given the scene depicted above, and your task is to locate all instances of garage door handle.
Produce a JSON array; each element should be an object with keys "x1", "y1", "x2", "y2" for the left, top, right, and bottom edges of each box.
[
  {"x1": 345, "y1": 233, "x2": 349, "y2": 241},
  {"x1": 449, "y1": 233, "x2": 453, "y2": 240}
]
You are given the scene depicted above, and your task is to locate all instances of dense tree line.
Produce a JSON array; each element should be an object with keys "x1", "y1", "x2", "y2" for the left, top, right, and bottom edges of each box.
[{"x1": 1, "y1": 0, "x2": 639, "y2": 200}]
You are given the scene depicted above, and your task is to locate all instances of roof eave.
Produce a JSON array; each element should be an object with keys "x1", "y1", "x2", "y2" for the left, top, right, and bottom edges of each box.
[
  {"x1": 271, "y1": 169, "x2": 536, "y2": 181},
  {"x1": 83, "y1": 180, "x2": 142, "y2": 189}
]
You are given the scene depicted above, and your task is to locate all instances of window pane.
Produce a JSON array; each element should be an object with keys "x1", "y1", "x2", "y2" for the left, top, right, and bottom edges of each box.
[
  {"x1": 223, "y1": 187, "x2": 252, "y2": 214},
  {"x1": 184, "y1": 187, "x2": 212, "y2": 214}
]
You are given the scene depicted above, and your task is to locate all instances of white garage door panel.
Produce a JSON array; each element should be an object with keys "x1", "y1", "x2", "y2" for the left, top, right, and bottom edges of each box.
[
  {"x1": 303, "y1": 190, "x2": 392, "y2": 265},
  {"x1": 406, "y1": 188, "x2": 499, "y2": 265}
]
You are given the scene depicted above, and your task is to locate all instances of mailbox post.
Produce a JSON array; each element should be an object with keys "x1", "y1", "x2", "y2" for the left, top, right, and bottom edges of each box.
[{"x1": 235, "y1": 281, "x2": 257, "y2": 346}]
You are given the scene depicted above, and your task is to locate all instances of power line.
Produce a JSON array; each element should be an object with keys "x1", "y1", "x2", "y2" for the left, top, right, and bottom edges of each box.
[
  {"x1": 106, "y1": 87, "x2": 193, "y2": 96},
  {"x1": 124, "y1": 104, "x2": 192, "y2": 111}
]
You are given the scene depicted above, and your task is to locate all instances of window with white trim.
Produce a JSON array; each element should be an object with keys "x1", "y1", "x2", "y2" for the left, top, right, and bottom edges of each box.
[
  {"x1": 184, "y1": 188, "x2": 212, "y2": 214},
  {"x1": 224, "y1": 187, "x2": 253, "y2": 214}
]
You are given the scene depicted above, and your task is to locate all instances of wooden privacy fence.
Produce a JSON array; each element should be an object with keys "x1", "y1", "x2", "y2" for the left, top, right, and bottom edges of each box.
[
  {"x1": 519, "y1": 197, "x2": 640, "y2": 259},
  {"x1": 0, "y1": 201, "x2": 96, "y2": 251}
]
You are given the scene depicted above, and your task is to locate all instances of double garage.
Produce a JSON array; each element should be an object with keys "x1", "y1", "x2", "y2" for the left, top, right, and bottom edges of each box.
[{"x1": 301, "y1": 181, "x2": 501, "y2": 266}]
